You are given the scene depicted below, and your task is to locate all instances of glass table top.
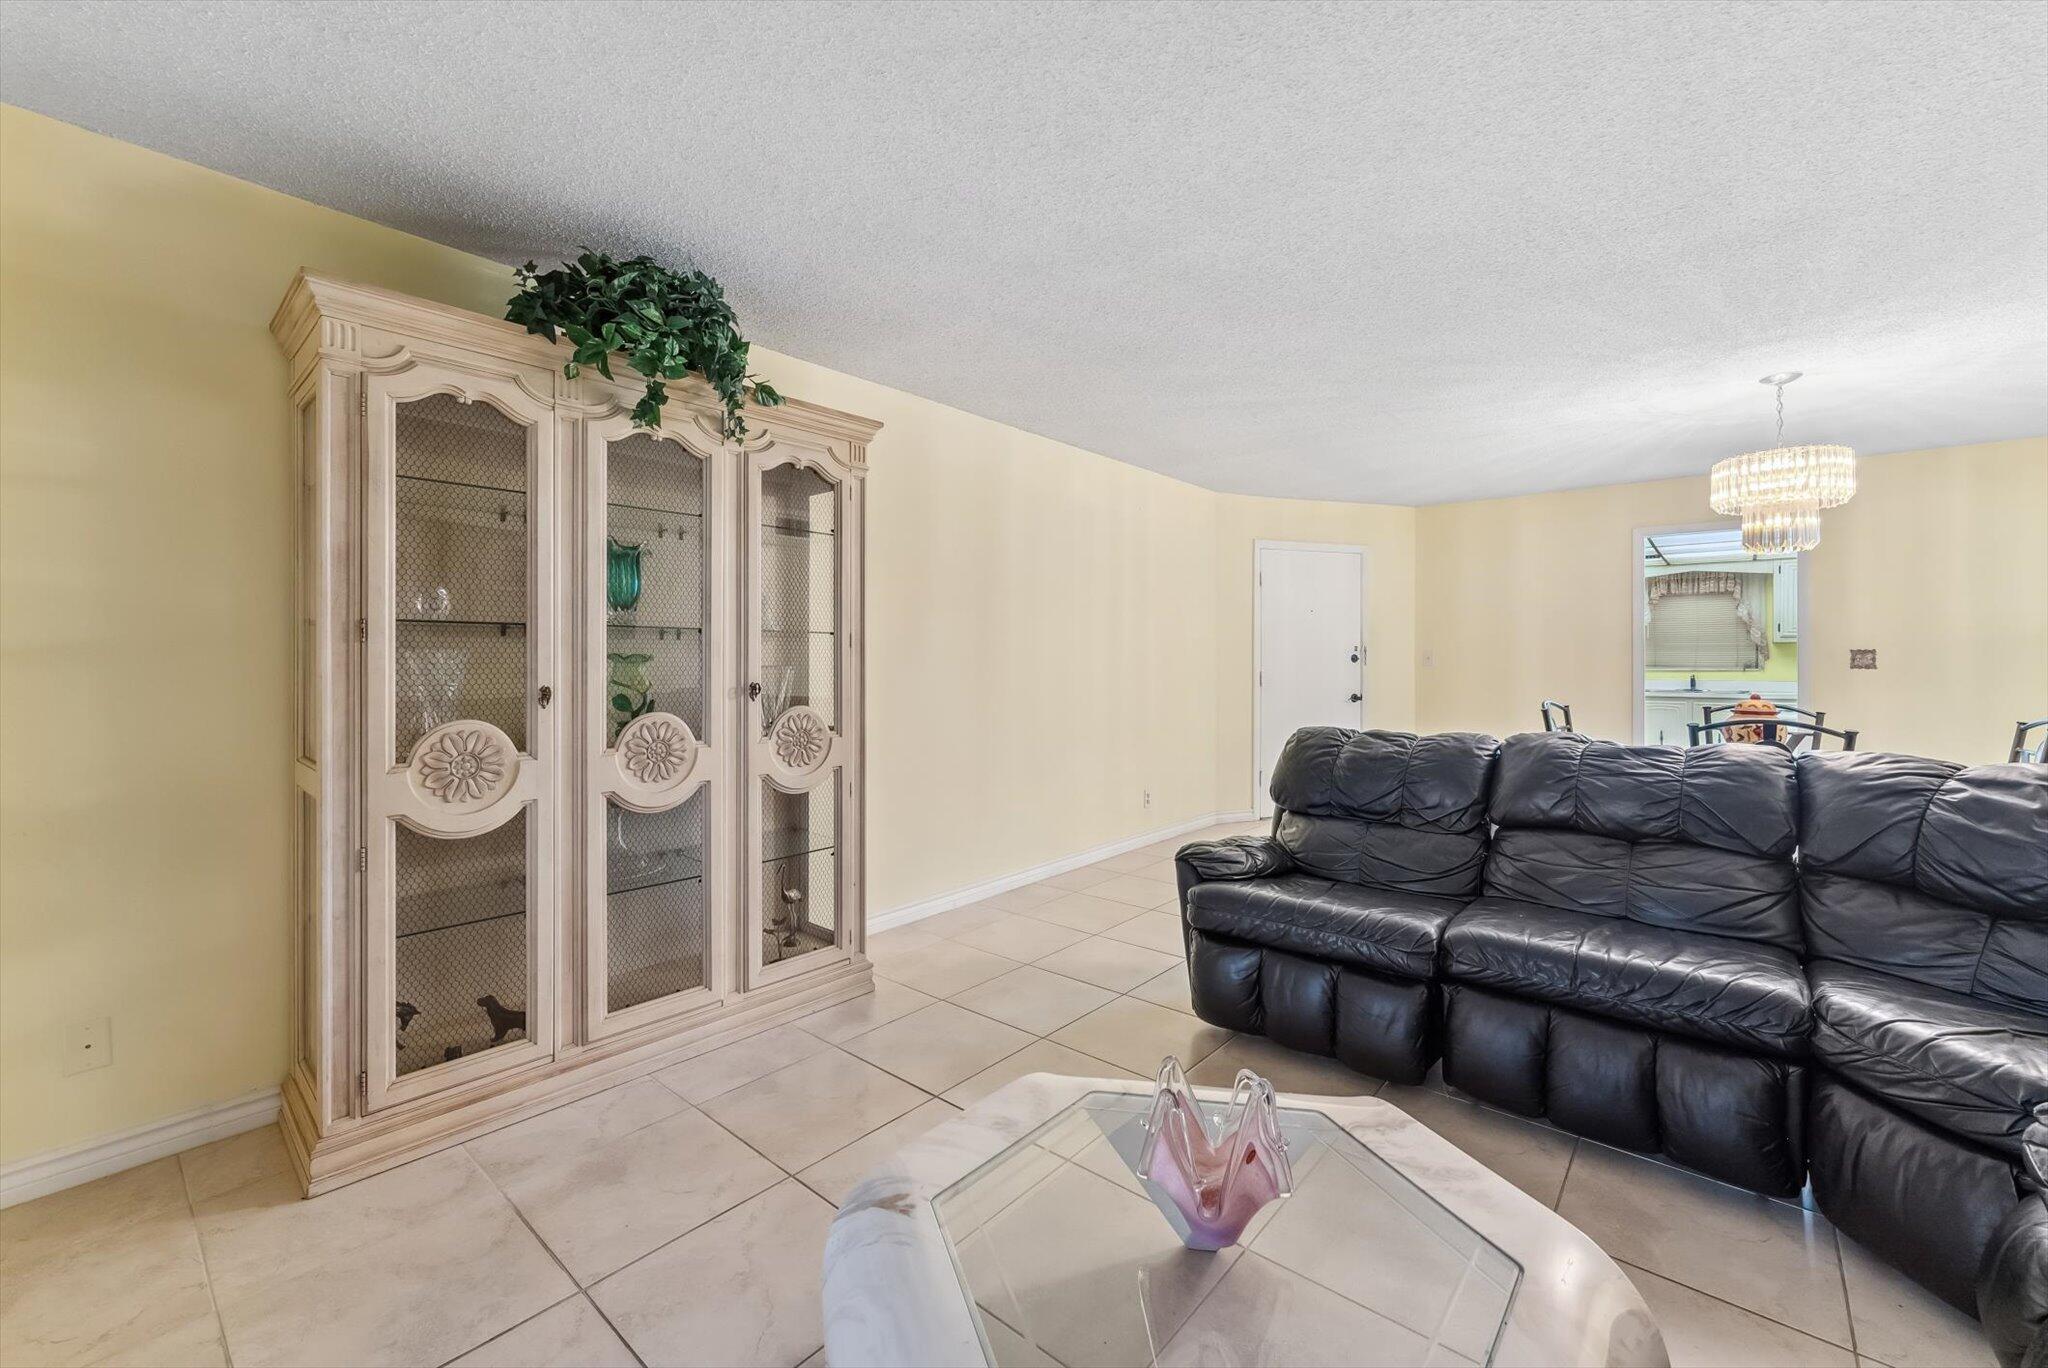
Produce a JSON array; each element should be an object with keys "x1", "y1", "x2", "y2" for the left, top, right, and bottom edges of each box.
[{"x1": 932, "y1": 1091, "x2": 1522, "y2": 1368}]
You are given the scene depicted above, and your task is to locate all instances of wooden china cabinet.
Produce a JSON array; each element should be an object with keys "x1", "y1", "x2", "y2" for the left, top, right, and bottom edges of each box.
[{"x1": 273, "y1": 273, "x2": 878, "y2": 1194}]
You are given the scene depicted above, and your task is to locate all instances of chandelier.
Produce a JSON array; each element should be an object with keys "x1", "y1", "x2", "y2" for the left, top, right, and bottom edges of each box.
[{"x1": 1708, "y1": 373, "x2": 1856, "y2": 553}]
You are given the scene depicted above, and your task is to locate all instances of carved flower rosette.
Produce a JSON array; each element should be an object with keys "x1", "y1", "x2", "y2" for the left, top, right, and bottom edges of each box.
[
  {"x1": 764, "y1": 704, "x2": 836, "y2": 788},
  {"x1": 611, "y1": 712, "x2": 702, "y2": 807},
  {"x1": 406, "y1": 720, "x2": 520, "y2": 817}
]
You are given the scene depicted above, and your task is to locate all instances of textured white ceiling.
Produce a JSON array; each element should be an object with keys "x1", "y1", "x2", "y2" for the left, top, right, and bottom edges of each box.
[{"x1": 4, "y1": 1, "x2": 2044, "y2": 503}]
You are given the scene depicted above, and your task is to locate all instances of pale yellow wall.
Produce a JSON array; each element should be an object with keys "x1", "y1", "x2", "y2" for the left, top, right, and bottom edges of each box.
[
  {"x1": 1210, "y1": 498, "x2": 1418, "y2": 811},
  {"x1": 6, "y1": 104, "x2": 2037, "y2": 1168},
  {"x1": 1, "y1": 108, "x2": 517, "y2": 1165},
  {"x1": 746, "y1": 351, "x2": 1225, "y2": 911},
  {"x1": 1416, "y1": 439, "x2": 2048, "y2": 761},
  {"x1": 0, "y1": 107, "x2": 1332, "y2": 1162}
]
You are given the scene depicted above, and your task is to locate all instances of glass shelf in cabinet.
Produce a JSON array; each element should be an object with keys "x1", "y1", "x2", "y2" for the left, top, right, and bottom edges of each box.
[
  {"x1": 397, "y1": 618, "x2": 529, "y2": 638},
  {"x1": 608, "y1": 501, "x2": 704, "y2": 520},
  {"x1": 399, "y1": 471, "x2": 524, "y2": 499},
  {"x1": 394, "y1": 907, "x2": 525, "y2": 942},
  {"x1": 762, "y1": 827, "x2": 837, "y2": 864},
  {"x1": 608, "y1": 856, "x2": 707, "y2": 898}
]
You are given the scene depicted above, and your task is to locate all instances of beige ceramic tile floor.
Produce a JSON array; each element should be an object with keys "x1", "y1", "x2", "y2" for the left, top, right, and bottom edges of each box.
[{"x1": 0, "y1": 821, "x2": 2000, "y2": 1368}]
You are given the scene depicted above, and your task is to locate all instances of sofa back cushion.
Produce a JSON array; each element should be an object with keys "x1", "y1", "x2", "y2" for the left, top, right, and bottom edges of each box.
[
  {"x1": 1269, "y1": 728, "x2": 1498, "y2": 898},
  {"x1": 1482, "y1": 732, "x2": 1803, "y2": 951},
  {"x1": 1797, "y1": 752, "x2": 2048, "y2": 1013}
]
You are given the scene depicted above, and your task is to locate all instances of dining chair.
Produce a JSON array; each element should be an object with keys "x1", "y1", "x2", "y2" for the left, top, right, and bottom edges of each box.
[
  {"x1": 1701, "y1": 701, "x2": 1828, "y2": 730},
  {"x1": 1540, "y1": 700, "x2": 1574, "y2": 733},
  {"x1": 1687, "y1": 718, "x2": 1860, "y2": 752},
  {"x1": 2011, "y1": 719, "x2": 2048, "y2": 763}
]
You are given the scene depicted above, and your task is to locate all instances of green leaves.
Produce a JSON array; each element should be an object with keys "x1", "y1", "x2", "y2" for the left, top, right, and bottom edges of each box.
[{"x1": 508, "y1": 251, "x2": 782, "y2": 440}]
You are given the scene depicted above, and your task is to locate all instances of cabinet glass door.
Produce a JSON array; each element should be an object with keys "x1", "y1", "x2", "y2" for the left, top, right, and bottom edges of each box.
[
  {"x1": 746, "y1": 454, "x2": 854, "y2": 980},
  {"x1": 585, "y1": 418, "x2": 724, "y2": 1033},
  {"x1": 364, "y1": 368, "x2": 555, "y2": 1110}
]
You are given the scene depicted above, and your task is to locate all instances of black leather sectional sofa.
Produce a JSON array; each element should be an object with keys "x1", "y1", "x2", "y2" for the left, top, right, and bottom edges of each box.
[{"x1": 1177, "y1": 728, "x2": 2048, "y2": 1366}]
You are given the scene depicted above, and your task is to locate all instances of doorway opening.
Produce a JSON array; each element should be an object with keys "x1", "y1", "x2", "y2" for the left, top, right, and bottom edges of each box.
[
  {"x1": 1253, "y1": 541, "x2": 1367, "y2": 817},
  {"x1": 1633, "y1": 523, "x2": 1805, "y2": 746}
]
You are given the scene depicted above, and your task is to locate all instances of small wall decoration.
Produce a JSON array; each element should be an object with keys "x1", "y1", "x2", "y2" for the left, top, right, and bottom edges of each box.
[{"x1": 1850, "y1": 649, "x2": 1878, "y2": 670}]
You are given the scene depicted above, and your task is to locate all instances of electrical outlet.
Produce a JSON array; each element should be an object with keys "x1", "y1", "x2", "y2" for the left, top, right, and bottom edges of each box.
[
  {"x1": 1143, "y1": 789, "x2": 1153, "y2": 809},
  {"x1": 64, "y1": 1017, "x2": 111, "y2": 1076}
]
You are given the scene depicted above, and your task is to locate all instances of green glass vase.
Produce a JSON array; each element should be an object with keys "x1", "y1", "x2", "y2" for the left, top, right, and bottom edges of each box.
[{"x1": 607, "y1": 537, "x2": 645, "y2": 612}]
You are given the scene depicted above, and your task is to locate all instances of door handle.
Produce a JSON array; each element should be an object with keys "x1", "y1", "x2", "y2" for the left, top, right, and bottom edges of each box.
[{"x1": 1348, "y1": 693, "x2": 1362, "y2": 703}]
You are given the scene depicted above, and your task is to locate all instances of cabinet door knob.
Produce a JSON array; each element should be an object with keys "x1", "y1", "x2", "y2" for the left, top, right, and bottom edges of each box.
[
  {"x1": 747, "y1": 681, "x2": 762, "y2": 701},
  {"x1": 1348, "y1": 693, "x2": 1362, "y2": 703},
  {"x1": 538, "y1": 685, "x2": 552, "y2": 708}
]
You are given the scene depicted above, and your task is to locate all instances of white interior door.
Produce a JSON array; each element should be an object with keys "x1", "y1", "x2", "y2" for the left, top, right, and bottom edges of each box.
[{"x1": 1255, "y1": 544, "x2": 1365, "y2": 817}]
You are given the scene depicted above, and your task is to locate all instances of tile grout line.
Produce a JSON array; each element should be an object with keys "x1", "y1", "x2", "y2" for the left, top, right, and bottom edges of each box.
[
  {"x1": 463, "y1": 1117, "x2": 784, "y2": 1365},
  {"x1": 1831, "y1": 1222, "x2": 1863, "y2": 1361},
  {"x1": 1612, "y1": 1255, "x2": 1860, "y2": 1359},
  {"x1": 681, "y1": 1045, "x2": 935, "y2": 1178},
  {"x1": 174, "y1": 1154, "x2": 239, "y2": 1368},
  {"x1": 452, "y1": 1146, "x2": 642, "y2": 1365},
  {"x1": 432, "y1": 1290, "x2": 629, "y2": 1368},
  {"x1": 1550, "y1": 1139, "x2": 1578, "y2": 1211}
]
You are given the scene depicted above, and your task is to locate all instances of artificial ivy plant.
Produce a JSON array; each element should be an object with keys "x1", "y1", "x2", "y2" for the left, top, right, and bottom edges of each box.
[{"x1": 506, "y1": 250, "x2": 783, "y2": 440}]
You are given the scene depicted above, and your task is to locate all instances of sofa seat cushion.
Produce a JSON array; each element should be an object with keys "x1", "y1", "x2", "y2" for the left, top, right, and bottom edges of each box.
[
  {"x1": 1810, "y1": 959, "x2": 2048, "y2": 1159},
  {"x1": 1184, "y1": 874, "x2": 1465, "y2": 980},
  {"x1": 1441, "y1": 897, "x2": 1811, "y2": 1058}
]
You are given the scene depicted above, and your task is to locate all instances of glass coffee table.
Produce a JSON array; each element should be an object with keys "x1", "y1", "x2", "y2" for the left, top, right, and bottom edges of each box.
[
  {"x1": 823, "y1": 1074, "x2": 1666, "y2": 1368},
  {"x1": 938, "y1": 1089, "x2": 1521, "y2": 1366}
]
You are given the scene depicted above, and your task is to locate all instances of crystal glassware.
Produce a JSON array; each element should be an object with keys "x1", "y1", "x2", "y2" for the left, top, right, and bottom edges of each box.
[{"x1": 1135, "y1": 1056, "x2": 1293, "y2": 1250}]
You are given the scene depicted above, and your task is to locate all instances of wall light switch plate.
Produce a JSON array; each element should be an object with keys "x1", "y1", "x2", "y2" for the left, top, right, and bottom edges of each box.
[
  {"x1": 1421, "y1": 650, "x2": 1435, "y2": 668},
  {"x1": 1850, "y1": 649, "x2": 1878, "y2": 670},
  {"x1": 65, "y1": 1017, "x2": 112, "y2": 1075}
]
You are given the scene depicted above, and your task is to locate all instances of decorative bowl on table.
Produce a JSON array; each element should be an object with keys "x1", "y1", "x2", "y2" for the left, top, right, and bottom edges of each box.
[{"x1": 1128, "y1": 1056, "x2": 1293, "y2": 1250}]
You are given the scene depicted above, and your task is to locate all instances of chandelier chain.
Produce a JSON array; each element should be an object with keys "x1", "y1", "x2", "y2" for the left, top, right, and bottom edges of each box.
[{"x1": 1775, "y1": 382, "x2": 1785, "y2": 445}]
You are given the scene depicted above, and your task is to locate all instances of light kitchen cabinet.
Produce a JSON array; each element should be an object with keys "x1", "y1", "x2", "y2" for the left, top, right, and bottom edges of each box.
[{"x1": 1773, "y1": 561, "x2": 1799, "y2": 640}]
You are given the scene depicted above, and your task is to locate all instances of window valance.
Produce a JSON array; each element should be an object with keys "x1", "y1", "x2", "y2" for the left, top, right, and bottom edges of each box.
[{"x1": 1645, "y1": 571, "x2": 1771, "y2": 659}]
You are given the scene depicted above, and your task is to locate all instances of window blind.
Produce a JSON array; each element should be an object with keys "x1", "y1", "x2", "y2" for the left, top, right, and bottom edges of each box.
[{"x1": 1646, "y1": 591, "x2": 1764, "y2": 670}]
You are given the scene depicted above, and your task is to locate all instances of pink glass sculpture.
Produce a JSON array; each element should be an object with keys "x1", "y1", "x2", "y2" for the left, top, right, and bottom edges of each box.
[{"x1": 1135, "y1": 1056, "x2": 1294, "y2": 1250}]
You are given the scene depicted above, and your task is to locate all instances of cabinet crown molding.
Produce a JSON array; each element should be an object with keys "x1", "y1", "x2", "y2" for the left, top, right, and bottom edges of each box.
[{"x1": 271, "y1": 270, "x2": 883, "y2": 459}]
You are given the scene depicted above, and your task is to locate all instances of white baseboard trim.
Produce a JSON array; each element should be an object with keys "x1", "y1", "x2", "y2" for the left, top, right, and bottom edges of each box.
[
  {"x1": 0, "y1": 1086, "x2": 280, "y2": 1209},
  {"x1": 869, "y1": 809, "x2": 1259, "y2": 934},
  {"x1": 0, "y1": 811, "x2": 1263, "y2": 1209}
]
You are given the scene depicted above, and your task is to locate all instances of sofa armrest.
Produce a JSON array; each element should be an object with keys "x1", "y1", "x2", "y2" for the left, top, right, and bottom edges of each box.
[
  {"x1": 1978, "y1": 1190, "x2": 2048, "y2": 1368},
  {"x1": 1176, "y1": 836, "x2": 1292, "y2": 882}
]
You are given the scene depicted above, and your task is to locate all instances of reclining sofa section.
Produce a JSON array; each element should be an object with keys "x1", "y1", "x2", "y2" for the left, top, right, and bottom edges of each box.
[
  {"x1": 1795, "y1": 750, "x2": 2048, "y2": 1354},
  {"x1": 1440, "y1": 732, "x2": 1811, "y2": 1197},
  {"x1": 1176, "y1": 728, "x2": 1498, "y2": 1085},
  {"x1": 1178, "y1": 726, "x2": 2048, "y2": 1363}
]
